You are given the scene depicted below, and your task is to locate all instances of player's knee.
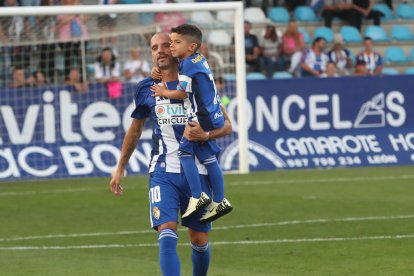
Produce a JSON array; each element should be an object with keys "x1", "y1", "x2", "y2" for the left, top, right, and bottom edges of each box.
[
  {"x1": 158, "y1": 222, "x2": 178, "y2": 233},
  {"x1": 189, "y1": 230, "x2": 208, "y2": 246}
]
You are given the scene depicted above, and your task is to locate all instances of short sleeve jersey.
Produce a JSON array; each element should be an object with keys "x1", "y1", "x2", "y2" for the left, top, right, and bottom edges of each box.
[
  {"x1": 301, "y1": 48, "x2": 330, "y2": 72},
  {"x1": 355, "y1": 51, "x2": 382, "y2": 73},
  {"x1": 177, "y1": 53, "x2": 224, "y2": 132},
  {"x1": 131, "y1": 77, "x2": 207, "y2": 174}
]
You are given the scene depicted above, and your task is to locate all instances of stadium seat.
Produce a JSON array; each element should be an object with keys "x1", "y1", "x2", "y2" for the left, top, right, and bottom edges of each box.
[
  {"x1": 246, "y1": 72, "x2": 267, "y2": 80},
  {"x1": 244, "y1": 7, "x2": 269, "y2": 24},
  {"x1": 411, "y1": 48, "x2": 414, "y2": 61},
  {"x1": 217, "y1": 10, "x2": 234, "y2": 23},
  {"x1": 313, "y1": 26, "x2": 333, "y2": 43},
  {"x1": 373, "y1": 3, "x2": 396, "y2": 20},
  {"x1": 207, "y1": 30, "x2": 232, "y2": 46},
  {"x1": 405, "y1": 67, "x2": 414, "y2": 74},
  {"x1": 382, "y1": 68, "x2": 399, "y2": 75},
  {"x1": 272, "y1": 71, "x2": 293, "y2": 79},
  {"x1": 268, "y1": 7, "x2": 290, "y2": 24},
  {"x1": 397, "y1": 3, "x2": 414, "y2": 19},
  {"x1": 191, "y1": 11, "x2": 215, "y2": 25},
  {"x1": 223, "y1": 73, "x2": 236, "y2": 81},
  {"x1": 120, "y1": 0, "x2": 146, "y2": 3},
  {"x1": 384, "y1": 46, "x2": 409, "y2": 63},
  {"x1": 138, "y1": 12, "x2": 154, "y2": 26},
  {"x1": 294, "y1": 6, "x2": 318, "y2": 22},
  {"x1": 391, "y1": 25, "x2": 414, "y2": 41},
  {"x1": 340, "y1": 26, "x2": 363, "y2": 43},
  {"x1": 364, "y1": 25, "x2": 390, "y2": 42},
  {"x1": 298, "y1": 27, "x2": 311, "y2": 44}
]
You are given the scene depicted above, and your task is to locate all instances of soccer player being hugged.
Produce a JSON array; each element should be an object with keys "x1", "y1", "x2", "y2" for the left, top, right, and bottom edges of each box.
[{"x1": 151, "y1": 24, "x2": 232, "y2": 222}]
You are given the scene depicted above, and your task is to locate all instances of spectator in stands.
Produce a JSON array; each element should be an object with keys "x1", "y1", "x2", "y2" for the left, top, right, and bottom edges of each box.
[
  {"x1": 36, "y1": 0, "x2": 57, "y2": 83},
  {"x1": 279, "y1": 20, "x2": 305, "y2": 71},
  {"x1": 300, "y1": 37, "x2": 329, "y2": 77},
  {"x1": 327, "y1": 34, "x2": 352, "y2": 76},
  {"x1": 310, "y1": 0, "x2": 325, "y2": 16},
  {"x1": 154, "y1": 0, "x2": 186, "y2": 32},
  {"x1": 94, "y1": 47, "x2": 121, "y2": 84},
  {"x1": 198, "y1": 43, "x2": 223, "y2": 81},
  {"x1": 355, "y1": 37, "x2": 382, "y2": 76},
  {"x1": 384, "y1": 0, "x2": 393, "y2": 11},
  {"x1": 285, "y1": 0, "x2": 308, "y2": 14},
  {"x1": 322, "y1": 0, "x2": 353, "y2": 28},
  {"x1": 350, "y1": 0, "x2": 383, "y2": 31},
  {"x1": 259, "y1": 24, "x2": 282, "y2": 78},
  {"x1": 320, "y1": 61, "x2": 339, "y2": 77},
  {"x1": 65, "y1": 68, "x2": 89, "y2": 92},
  {"x1": 0, "y1": 0, "x2": 22, "y2": 72},
  {"x1": 353, "y1": 60, "x2": 369, "y2": 76},
  {"x1": 10, "y1": 67, "x2": 34, "y2": 88},
  {"x1": 288, "y1": 50, "x2": 303, "y2": 77},
  {"x1": 0, "y1": 0, "x2": 33, "y2": 71},
  {"x1": 243, "y1": 0, "x2": 278, "y2": 14},
  {"x1": 32, "y1": 70, "x2": 47, "y2": 86},
  {"x1": 57, "y1": 0, "x2": 89, "y2": 79},
  {"x1": 123, "y1": 47, "x2": 150, "y2": 83},
  {"x1": 97, "y1": 0, "x2": 118, "y2": 48},
  {"x1": 244, "y1": 20, "x2": 262, "y2": 73},
  {"x1": 20, "y1": 0, "x2": 41, "y2": 35}
]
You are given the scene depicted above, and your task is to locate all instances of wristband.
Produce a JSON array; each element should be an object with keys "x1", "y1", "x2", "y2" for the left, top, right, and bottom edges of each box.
[{"x1": 206, "y1": 131, "x2": 210, "y2": 141}]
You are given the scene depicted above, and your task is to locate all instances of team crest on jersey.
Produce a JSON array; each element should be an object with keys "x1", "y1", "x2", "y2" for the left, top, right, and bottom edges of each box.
[{"x1": 153, "y1": 206, "x2": 160, "y2": 220}]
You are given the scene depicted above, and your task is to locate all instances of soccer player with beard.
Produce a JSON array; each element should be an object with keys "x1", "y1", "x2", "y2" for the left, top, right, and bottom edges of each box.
[{"x1": 110, "y1": 32, "x2": 232, "y2": 276}]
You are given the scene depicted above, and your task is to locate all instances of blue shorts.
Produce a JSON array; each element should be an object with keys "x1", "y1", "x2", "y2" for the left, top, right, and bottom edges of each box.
[
  {"x1": 148, "y1": 170, "x2": 212, "y2": 232},
  {"x1": 179, "y1": 137, "x2": 221, "y2": 162}
]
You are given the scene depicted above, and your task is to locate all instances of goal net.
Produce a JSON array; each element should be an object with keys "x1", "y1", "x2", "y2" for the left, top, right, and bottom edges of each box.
[{"x1": 0, "y1": 2, "x2": 248, "y2": 181}]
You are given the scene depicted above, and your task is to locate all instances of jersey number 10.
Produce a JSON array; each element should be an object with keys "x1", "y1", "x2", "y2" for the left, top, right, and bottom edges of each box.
[{"x1": 150, "y1": 186, "x2": 161, "y2": 203}]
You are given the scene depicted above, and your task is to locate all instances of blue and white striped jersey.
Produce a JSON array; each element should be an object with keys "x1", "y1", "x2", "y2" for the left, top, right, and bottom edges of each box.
[
  {"x1": 131, "y1": 77, "x2": 207, "y2": 174},
  {"x1": 177, "y1": 53, "x2": 224, "y2": 132}
]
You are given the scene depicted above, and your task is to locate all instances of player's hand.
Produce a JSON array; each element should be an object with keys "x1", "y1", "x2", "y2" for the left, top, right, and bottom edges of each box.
[
  {"x1": 184, "y1": 121, "x2": 209, "y2": 142},
  {"x1": 151, "y1": 67, "x2": 162, "y2": 80},
  {"x1": 150, "y1": 84, "x2": 166, "y2": 97},
  {"x1": 110, "y1": 170, "x2": 124, "y2": 196}
]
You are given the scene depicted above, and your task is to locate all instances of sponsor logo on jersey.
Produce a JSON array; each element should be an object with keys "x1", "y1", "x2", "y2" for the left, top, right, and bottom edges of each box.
[
  {"x1": 157, "y1": 117, "x2": 187, "y2": 125},
  {"x1": 155, "y1": 103, "x2": 186, "y2": 117},
  {"x1": 155, "y1": 103, "x2": 187, "y2": 125},
  {"x1": 214, "y1": 111, "x2": 223, "y2": 119},
  {"x1": 191, "y1": 54, "x2": 203, "y2": 63}
]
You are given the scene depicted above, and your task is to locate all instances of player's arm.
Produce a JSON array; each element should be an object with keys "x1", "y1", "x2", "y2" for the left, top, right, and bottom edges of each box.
[
  {"x1": 110, "y1": 118, "x2": 146, "y2": 196},
  {"x1": 150, "y1": 84, "x2": 187, "y2": 100},
  {"x1": 184, "y1": 105, "x2": 232, "y2": 142}
]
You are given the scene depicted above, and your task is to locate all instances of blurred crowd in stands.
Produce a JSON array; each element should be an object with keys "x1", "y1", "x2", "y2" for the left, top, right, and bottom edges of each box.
[
  {"x1": 0, "y1": 0, "x2": 412, "y2": 91},
  {"x1": 244, "y1": 20, "x2": 384, "y2": 78}
]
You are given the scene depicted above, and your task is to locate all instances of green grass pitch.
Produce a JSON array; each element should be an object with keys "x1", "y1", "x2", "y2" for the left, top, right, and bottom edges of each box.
[{"x1": 0, "y1": 166, "x2": 414, "y2": 275}]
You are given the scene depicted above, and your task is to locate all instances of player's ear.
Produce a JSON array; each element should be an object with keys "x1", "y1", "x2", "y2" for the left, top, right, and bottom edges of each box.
[{"x1": 189, "y1": 42, "x2": 198, "y2": 52}]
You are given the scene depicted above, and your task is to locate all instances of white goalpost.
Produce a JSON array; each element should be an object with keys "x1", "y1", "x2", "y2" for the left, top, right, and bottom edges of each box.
[{"x1": 0, "y1": 2, "x2": 248, "y2": 181}]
